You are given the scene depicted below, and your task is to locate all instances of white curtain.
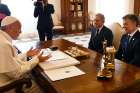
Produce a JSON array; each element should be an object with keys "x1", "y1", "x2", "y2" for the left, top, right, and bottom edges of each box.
[
  {"x1": 2, "y1": 0, "x2": 61, "y2": 33},
  {"x1": 95, "y1": 0, "x2": 134, "y2": 26},
  {"x1": 2, "y1": 0, "x2": 37, "y2": 33}
]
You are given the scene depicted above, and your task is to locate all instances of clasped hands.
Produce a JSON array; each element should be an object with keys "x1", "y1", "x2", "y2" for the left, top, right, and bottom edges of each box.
[{"x1": 26, "y1": 47, "x2": 51, "y2": 62}]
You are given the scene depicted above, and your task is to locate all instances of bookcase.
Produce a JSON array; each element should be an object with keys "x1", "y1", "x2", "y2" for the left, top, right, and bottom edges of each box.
[
  {"x1": 61, "y1": 0, "x2": 88, "y2": 34},
  {"x1": 134, "y1": 0, "x2": 140, "y2": 16}
]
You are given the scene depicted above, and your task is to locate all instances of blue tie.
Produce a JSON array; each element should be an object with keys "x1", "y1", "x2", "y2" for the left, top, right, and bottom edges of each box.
[{"x1": 127, "y1": 35, "x2": 131, "y2": 43}]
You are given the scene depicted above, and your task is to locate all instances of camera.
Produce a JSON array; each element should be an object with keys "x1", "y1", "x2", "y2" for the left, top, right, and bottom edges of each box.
[{"x1": 33, "y1": 0, "x2": 43, "y2": 6}]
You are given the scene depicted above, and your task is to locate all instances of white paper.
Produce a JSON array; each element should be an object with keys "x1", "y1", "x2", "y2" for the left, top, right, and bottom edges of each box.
[
  {"x1": 42, "y1": 49, "x2": 68, "y2": 61},
  {"x1": 44, "y1": 66, "x2": 85, "y2": 81},
  {"x1": 39, "y1": 50, "x2": 80, "y2": 70}
]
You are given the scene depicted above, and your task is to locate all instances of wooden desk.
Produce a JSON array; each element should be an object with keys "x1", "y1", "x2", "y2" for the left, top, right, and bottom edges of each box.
[{"x1": 32, "y1": 39, "x2": 140, "y2": 93}]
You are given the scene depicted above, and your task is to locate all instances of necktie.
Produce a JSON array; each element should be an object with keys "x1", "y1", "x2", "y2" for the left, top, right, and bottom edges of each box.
[
  {"x1": 125, "y1": 35, "x2": 131, "y2": 49},
  {"x1": 96, "y1": 29, "x2": 99, "y2": 36},
  {"x1": 127, "y1": 35, "x2": 131, "y2": 43}
]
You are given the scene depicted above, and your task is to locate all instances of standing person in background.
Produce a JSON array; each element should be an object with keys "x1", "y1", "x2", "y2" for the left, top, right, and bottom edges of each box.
[
  {"x1": 34, "y1": 0, "x2": 54, "y2": 41},
  {"x1": 0, "y1": 0, "x2": 11, "y2": 26}
]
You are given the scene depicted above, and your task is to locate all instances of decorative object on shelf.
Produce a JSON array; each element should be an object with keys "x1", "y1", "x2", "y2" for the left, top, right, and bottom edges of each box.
[
  {"x1": 61, "y1": 0, "x2": 88, "y2": 34},
  {"x1": 78, "y1": 22, "x2": 83, "y2": 30},
  {"x1": 64, "y1": 46, "x2": 89, "y2": 59},
  {"x1": 70, "y1": 0, "x2": 74, "y2": 2},
  {"x1": 97, "y1": 40, "x2": 116, "y2": 80},
  {"x1": 78, "y1": 11, "x2": 82, "y2": 17},
  {"x1": 70, "y1": 4, "x2": 75, "y2": 11},
  {"x1": 71, "y1": 23, "x2": 76, "y2": 30},
  {"x1": 77, "y1": 5, "x2": 81, "y2": 10}
]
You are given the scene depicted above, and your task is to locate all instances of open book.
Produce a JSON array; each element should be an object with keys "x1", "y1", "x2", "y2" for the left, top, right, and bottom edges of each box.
[
  {"x1": 39, "y1": 50, "x2": 85, "y2": 81},
  {"x1": 39, "y1": 50, "x2": 80, "y2": 70}
]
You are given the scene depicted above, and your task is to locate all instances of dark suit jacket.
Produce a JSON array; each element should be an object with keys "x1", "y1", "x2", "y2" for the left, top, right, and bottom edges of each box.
[
  {"x1": 34, "y1": 4, "x2": 54, "y2": 30},
  {"x1": 116, "y1": 30, "x2": 140, "y2": 67},
  {"x1": 88, "y1": 26, "x2": 113, "y2": 54}
]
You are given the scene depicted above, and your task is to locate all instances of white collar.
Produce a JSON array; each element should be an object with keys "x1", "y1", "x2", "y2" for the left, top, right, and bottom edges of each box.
[
  {"x1": 97, "y1": 25, "x2": 104, "y2": 33},
  {"x1": 99, "y1": 25, "x2": 104, "y2": 31},
  {"x1": 128, "y1": 29, "x2": 138, "y2": 37}
]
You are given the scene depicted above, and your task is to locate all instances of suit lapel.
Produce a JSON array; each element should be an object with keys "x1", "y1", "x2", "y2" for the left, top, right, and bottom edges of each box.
[
  {"x1": 128, "y1": 31, "x2": 140, "y2": 49},
  {"x1": 99, "y1": 26, "x2": 105, "y2": 40}
]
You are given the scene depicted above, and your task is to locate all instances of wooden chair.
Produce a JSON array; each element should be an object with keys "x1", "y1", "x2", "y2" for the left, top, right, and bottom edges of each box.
[
  {"x1": 52, "y1": 13, "x2": 64, "y2": 35},
  {"x1": 0, "y1": 77, "x2": 32, "y2": 93},
  {"x1": 109, "y1": 22, "x2": 124, "y2": 50}
]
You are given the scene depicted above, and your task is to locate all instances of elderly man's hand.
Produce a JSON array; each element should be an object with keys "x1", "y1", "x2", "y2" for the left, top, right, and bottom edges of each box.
[
  {"x1": 27, "y1": 47, "x2": 41, "y2": 57},
  {"x1": 38, "y1": 52, "x2": 51, "y2": 62}
]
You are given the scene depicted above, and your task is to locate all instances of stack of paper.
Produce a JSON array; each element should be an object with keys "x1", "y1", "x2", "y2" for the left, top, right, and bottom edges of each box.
[
  {"x1": 44, "y1": 66, "x2": 85, "y2": 81},
  {"x1": 39, "y1": 50, "x2": 85, "y2": 81}
]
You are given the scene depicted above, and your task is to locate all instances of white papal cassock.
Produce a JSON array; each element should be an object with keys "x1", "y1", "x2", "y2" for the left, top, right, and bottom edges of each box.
[{"x1": 0, "y1": 30, "x2": 39, "y2": 87}]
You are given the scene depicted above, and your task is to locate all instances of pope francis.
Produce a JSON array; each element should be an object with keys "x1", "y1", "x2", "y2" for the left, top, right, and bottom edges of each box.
[{"x1": 0, "y1": 16, "x2": 50, "y2": 89}]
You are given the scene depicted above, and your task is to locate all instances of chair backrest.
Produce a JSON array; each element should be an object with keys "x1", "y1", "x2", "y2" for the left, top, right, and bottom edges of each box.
[{"x1": 109, "y1": 22, "x2": 124, "y2": 50}]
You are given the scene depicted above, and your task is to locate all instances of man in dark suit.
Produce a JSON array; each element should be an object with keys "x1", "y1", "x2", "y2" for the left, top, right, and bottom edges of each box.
[
  {"x1": 34, "y1": 0, "x2": 54, "y2": 41},
  {"x1": 88, "y1": 13, "x2": 113, "y2": 54},
  {"x1": 116, "y1": 14, "x2": 140, "y2": 67}
]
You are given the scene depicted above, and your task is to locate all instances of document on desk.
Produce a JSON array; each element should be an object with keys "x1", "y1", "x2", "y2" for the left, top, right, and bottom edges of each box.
[
  {"x1": 39, "y1": 50, "x2": 80, "y2": 70},
  {"x1": 44, "y1": 66, "x2": 85, "y2": 81},
  {"x1": 42, "y1": 49, "x2": 68, "y2": 62}
]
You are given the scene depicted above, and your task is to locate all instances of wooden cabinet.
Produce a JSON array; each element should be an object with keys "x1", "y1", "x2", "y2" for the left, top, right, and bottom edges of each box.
[
  {"x1": 134, "y1": 0, "x2": 140, "y2": 16},
  {"x1": 61, "y1": 0, "x2": 88, "y2": 34}
]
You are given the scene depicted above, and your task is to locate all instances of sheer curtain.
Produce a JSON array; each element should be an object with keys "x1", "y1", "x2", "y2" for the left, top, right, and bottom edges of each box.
[
  {"x1": 2, "y1": 0, "x2": 37, "y2": 32},
  {"x1": 95, "y1": 0, "x2": 134, "y2": 25},
  {"x1": 1, "y1": 0, "x2": 61, "y2": 33}
]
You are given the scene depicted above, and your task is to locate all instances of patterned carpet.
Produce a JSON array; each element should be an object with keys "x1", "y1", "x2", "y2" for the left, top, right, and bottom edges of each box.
[{"x1": 14, "y1": 33, "x2": 91, "y2": 52}]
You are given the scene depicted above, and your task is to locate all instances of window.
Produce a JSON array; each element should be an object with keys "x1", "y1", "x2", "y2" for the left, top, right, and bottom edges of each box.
[
  {"x1": 95, "y1": 0, "x2": 134, "y2": 25},
  {"x1": 2, "y1": 0, "x2": 37, "y2": 32}
]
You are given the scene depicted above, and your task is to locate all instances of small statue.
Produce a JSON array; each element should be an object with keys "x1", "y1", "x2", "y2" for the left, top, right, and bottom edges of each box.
[
  {"x1": 106, "y1": 47, "x2": 116, "y2": 70},
  {"x1": 97, "y1": 40, "x2": 116, "y2": 80},
  {"x1": 103, "y1": 40, "x2": 108, "y2": 66}
]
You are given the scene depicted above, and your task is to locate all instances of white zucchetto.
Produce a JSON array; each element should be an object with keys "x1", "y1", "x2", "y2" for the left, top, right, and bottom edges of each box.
[{"x1": 1, "y1": 16, "x2": 18, "y2": 26}]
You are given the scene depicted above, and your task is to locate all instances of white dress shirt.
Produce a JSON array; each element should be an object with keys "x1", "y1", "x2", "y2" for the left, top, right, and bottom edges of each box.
[{"x1": 0, "y1": 30, "x2": 39, "y2": 87}]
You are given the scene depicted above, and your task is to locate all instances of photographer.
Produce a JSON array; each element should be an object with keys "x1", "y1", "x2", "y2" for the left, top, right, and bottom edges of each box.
[{"x1": 34, "y1": 0, "x2": 54, "y2": 41}]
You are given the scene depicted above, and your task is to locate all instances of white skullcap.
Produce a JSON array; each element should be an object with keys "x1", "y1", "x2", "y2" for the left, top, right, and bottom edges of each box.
[{"x1": 1, "y1": 16, "x2": 18, "y2": 26}]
